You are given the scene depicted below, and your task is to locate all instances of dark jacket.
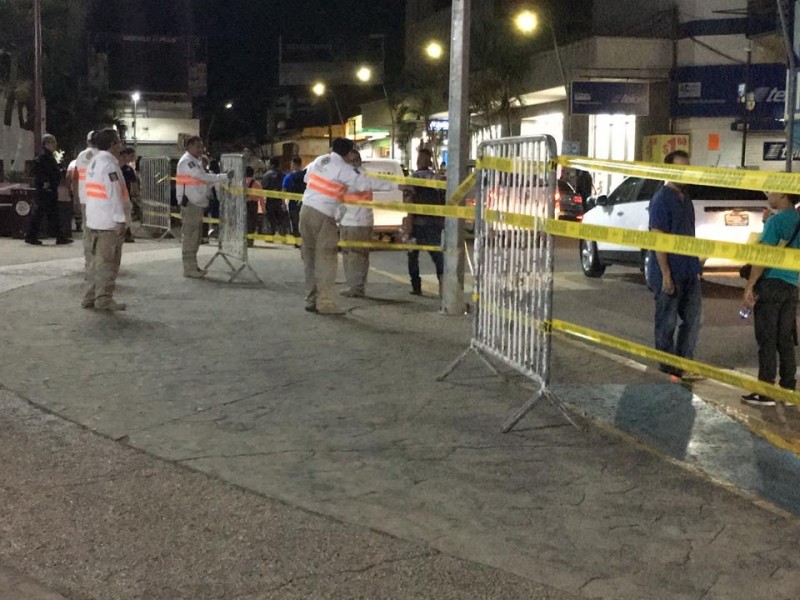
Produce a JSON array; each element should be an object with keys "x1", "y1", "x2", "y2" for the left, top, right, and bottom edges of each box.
[
  {"x1": 35, "y1": 148, "x2": 61, "y2": 196},
  {"x1": 261, "y1": 167, "x2": 285, "y2": 210}
]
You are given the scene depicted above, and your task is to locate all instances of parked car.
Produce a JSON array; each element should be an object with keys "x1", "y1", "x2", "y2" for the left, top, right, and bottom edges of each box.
[
  {"x1": 554, "y1": 179, "x2": 584, "y2": 221},
  {"x1": 360, "y1": 158, "x2": 406, "y2": 239},
  {"x1": 579, "y1": 177, "x2": 767, "y2": 278}
]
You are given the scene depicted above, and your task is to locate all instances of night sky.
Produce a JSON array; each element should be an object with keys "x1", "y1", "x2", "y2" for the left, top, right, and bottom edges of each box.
[{"x1": 93, "y1": 0, "x2": 592, "y2": 139}]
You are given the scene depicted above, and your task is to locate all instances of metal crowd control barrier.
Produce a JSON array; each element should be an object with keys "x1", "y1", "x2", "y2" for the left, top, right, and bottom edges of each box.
[
  {"x1": 204, "y1": 154, "x2": 263, "y2": 283},
  {"x1": 139, "y1": 157, "x2": 173, "y2": 239},
  {"x1": 439, "y1": 135, "x2": 578, "y2": 433}
]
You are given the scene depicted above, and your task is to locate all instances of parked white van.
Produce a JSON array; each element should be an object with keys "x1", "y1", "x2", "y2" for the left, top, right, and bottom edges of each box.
[
  {"x1": 361, "y1": 159, "x2": 406, "y2": 238},
  {"x1": 579, "y1": 177, "x2": 767, "y2": 277}
]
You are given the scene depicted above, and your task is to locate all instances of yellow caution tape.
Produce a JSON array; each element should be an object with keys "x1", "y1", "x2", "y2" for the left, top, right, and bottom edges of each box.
[
  {"x1": 338, "y1": 239, "x2": 446, "y2": 252},
  {"x1": 362, "y1": 170, "x2": 448, "y2": 190},
  {"x1": 344, "y1": 199, "x2": 475, "y2": 220},
  {"x1": 544, "y1": 218, "x2": 800, "y2": 272},
  {"x1": 477, "y1": 297, "x2": 800, "y2": 405},
  {"x1": 448, "y1": 171, "x2": 477, "y2": 206},
  {"x1": 558, "y1": 155, "x2": 800, "y2": 196},
  {"x1": 248, "y1": 233, "x2": 301, "y2": 246},
  {"x1": 549, "y1": 318, "x2": 800, "y2": 405}
]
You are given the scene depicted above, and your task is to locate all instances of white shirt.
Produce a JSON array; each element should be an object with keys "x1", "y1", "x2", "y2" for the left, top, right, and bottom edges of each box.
[
  {"x1": 176, "y1": 152, "x2": 228, "y2": 208},
  {"x1": 85, "y1": 150, "x2": 129, "y2": 231},
  {"x1": 74, "y1": 146, "x2": 97, "y2": 205},
  {"x1": 302, "y1": 152, "x2": 391, "y2": 219},
  {"x1": 339, "y1": 167, "x2": 374, "y2": 227}
]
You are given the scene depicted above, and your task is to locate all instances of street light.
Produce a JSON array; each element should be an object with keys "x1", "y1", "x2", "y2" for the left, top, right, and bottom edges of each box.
[
  {"x1": 131, "y1": 92, "x2": 140, "y2": 153},
  {"x1": 425, "y1": 41, "x2": 444, "y2": 60},
  {"x1": 356, "y1": 66, "x2": 372, "y2": 83},
  {"x1": 514, "y1": 9, "x2": 538, "y2": 34},
  {"x1": 355, "y1": 65, "x2": 396, "y2": 158},
  {"x1": 225, "y1": 101, "x2": 233, "y2": 109},
  {"x1": 312, "y1": 82, "x2": 327, "y2": 97}
]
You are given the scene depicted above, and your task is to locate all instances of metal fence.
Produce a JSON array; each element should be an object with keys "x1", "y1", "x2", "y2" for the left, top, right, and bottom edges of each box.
[
  {"x1": 439, "y1": 135, "x2": 575, "y2": 432},
  {"x1": 204, "y1": 154, "x2": 262, "y2": 283},
  {"x1": 139, "y1": 157, "x2": 173, "y2": 239}
]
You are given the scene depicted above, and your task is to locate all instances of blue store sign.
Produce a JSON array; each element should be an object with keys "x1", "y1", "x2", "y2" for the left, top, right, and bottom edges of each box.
[
  {"x1": 671, "y1": 63, "x2": 787, "y2": 118},
  {"x1": 570, "y1": 82, "x2": 650, "y2": 116}
]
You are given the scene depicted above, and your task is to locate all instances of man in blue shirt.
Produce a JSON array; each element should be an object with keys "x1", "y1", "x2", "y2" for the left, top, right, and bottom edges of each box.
[
  {"x1": 648, "y1": 150, "x2": 702, "y2": 380},
  {"x1": 741, "y1": 191, "x2": 800, "y2": 406}
]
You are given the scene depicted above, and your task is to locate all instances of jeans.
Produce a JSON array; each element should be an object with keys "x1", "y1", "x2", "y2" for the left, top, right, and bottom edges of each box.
[
  {"x1": 654, "y1": 275, "x2": 702, "y2": 376},
  {"x1": 407, "y1": 220, "x2": 444, "y2": 290},
  {"x1": 753, "y1": 278, "x2": 798, "y2": 390}
]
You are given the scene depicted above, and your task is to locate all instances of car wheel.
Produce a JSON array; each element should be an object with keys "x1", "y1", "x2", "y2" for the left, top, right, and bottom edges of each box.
[
  {"x1": 580, "y1": 239, "x2": 605, "y2": 278},
  {"x1": 640, "y1": 249, "x2": 651, "y2": 274}
]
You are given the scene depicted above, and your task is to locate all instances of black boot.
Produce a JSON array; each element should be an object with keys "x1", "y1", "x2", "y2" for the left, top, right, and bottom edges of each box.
[{"x1": 410, "y1": 279, "x2": 422, "y2": 296}]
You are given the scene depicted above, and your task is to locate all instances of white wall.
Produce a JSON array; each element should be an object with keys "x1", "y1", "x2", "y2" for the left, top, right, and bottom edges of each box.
[{"x1": 132, "y1": 118, "x2": 199, "y2": 144}]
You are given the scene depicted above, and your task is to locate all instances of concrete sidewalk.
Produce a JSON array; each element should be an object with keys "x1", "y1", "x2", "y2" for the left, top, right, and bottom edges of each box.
[{"x1": 2, "y1": 238, "x2": 800, "y2": 599}]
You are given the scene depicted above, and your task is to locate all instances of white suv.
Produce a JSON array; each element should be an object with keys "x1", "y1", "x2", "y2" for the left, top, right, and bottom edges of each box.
[
  {"x1": 361, "y1": 159, "x2": 406, "y2": 239},
  {"x1": 579, "y1": 177, "x2": 767, "y2": 277}
]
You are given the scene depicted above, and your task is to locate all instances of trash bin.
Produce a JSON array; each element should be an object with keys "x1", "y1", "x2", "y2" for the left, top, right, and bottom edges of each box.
[{"x1": 0, "y1": 186, "x2": 36, "y2": 238}]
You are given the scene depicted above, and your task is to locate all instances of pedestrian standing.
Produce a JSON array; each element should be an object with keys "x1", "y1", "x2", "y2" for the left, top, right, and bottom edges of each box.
[
  {"x1": 299, "y1": 138, "x2": 391, "y2": 315},
  {"x1": 56, "y1": 165, "x2": 74, "y2": 240},
  {"x1": 282, "y1": 156, "x2": 306, "y2": 238},
  {"x1": 73, "y1": 131, "x2": 98, "y2": 271},
  {"x1": 26, "y1": 134, "x2": 71, "y2": 245},
  {"x1": 176, "y1": 137, "x2": 231, "y2": 278},
  {"x1": 82, "y1": 129, "x2": 130, "y2": 311},
  {"x1": 741, "y1": 192, "x2": 800, "y2": 406},
  {"x1": 245, "y1": 166, "x2": 263, "y2": 247},
  {"x1": 405, "y1": 148, "x2": 445, "y2": 296},
  {"x1": 646, "y1": 150, "x2": 702, "y2": 381},
  {"x1": 119, "y1": 148, "x2": 138, "y2": 243},
  {"x1": 338, "y1": 150, "x2": 374, "y2": 298},
  {"x1": 262, "y1": 157, "x2": 288, "y2": 235}
]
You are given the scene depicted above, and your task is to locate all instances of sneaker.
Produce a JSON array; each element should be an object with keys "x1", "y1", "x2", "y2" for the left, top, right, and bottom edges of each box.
[
  {"x1": 409, "y1": 289, "x2": 423, "y2": 296},
  {"x1": 340, "y1": 289, "x2": 365, "y2": 298},
  {"x1": 95, "y1": 300, "x2": 126, "y2": 312},
  {"x1": 80, "y1": 299, "x2": 95, "y2": 309},
  {"x1": 184, "y1": 269, "x2": 208, "y2": 279},
  {"x1": 304, "y1": 306, "x2": 318, "y2": 313},
  {"x1": 741, "y1": 393, "x2": 776, "y2": 407},
  {"x1": 317, "y1": 306, "x2": 346, "y2": 316},
  {"x1": 25, "y1": 239, "x2": 43, "y2": 246},
  {"x1": 56, "y1": 238, "x2": 74, "y2": 245}
]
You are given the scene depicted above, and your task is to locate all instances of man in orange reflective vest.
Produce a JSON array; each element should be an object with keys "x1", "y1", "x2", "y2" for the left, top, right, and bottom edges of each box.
[
  {"x1": 300, "y1": 138, "x2": 392, "y2": 315},
  {"x1": 176, "y1": 136, "x2": 232, "y2": 277}
]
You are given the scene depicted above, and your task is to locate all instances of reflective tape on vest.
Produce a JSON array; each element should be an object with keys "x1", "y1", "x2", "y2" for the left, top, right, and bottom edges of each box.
[
  {"x1": 176, "y1": 174, "x2": 207, "y2": 187},
  {"x1": 307, "y1": 173, "x2": 347, "y2": 201},
  {"x1": 343, "y1": 190, "x2": 373, "y2": 202},
  {"x1": 85, "y1": 182, "x2": 107, "y2": 200}
]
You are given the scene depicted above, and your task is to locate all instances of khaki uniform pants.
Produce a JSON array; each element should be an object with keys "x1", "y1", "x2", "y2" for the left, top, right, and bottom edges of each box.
[
  {"x1": 181, "y1": 203, "x2": 205, "y2": 274},
  {"x1": 83, "y1": 228, "x2": 124, "y2": 305},
  {"x1": 299, "y1": 205, "x2": 339, "y2": 310},
  {"x1": 340, "y1": 225, "x2": 372, "y2": 294},
  {"x1": 81, "y1": 204, "x2": 92, "y2": 274}
]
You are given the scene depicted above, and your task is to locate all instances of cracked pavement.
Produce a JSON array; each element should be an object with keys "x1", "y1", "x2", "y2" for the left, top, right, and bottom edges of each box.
[{"x1": 2, "y1": 239, "x2": 800, "y2": 599}]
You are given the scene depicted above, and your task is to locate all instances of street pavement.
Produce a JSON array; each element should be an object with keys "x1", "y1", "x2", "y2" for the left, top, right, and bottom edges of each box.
[{"x1": 2, "y1": 235, "x2": 800, "y2": 599}]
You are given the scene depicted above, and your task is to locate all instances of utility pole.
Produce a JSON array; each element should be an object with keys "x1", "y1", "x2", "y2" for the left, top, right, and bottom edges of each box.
[
  {"x1": 441, "y1": 0, "x2": 470, "y2": 315},
  {"x1": 777, "y1": 0, "x2": 798, "y2": 172},
  {"x1": 33, "y1": 0, "x2": 43, "y2": 155}
]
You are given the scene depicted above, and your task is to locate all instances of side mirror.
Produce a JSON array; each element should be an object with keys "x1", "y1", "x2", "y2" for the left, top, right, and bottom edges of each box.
[{"x1": 595, "y1": 194, "x2": 609, "y2": 207}]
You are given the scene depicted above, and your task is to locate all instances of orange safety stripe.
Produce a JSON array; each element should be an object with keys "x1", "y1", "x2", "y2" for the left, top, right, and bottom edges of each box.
[
  {"x1": 307, "y1": 173, "x2": 347, "y2": 201},
  {"x1": 176, "y1": 174, "x2": 207, "y2": 186},
  {"x1": 85, "y1": 184, "x2": 108, "y2": 200},
  {"x1": 78, "y1": 168, "x2": 87, "y2": 181},
  {"x1": 343, "y1": 191, "x2": 373, "y2": 202}
]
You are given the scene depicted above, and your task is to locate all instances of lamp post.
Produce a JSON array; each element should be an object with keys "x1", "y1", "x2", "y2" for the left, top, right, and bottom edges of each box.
[
  {"x1": 356, "y1": 65, "x2": 397, "y2": 159},
  {"x1": 425, "y1": 41, "x2": 444, "y2": 61},
  {"x1": 441, "y1": 2, "x2": 470, "y2": 315},
  {"x1": 33, "y1": 0, "x2": 43, "y2": 156},
  {"x1": 205, "y1": 100, "x2": 233, "y2": 148},
  {"x1": 131, "y1": 92, "x2": 140, "y2": 153},
  {"x1": 514, "y1": 8, "x2": 568, "y2": 101}
]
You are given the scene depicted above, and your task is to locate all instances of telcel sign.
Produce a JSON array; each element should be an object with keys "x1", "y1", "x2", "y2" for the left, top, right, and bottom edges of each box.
[{"x1": 571, "y1": 82, "x2": 650, "y2": 116}]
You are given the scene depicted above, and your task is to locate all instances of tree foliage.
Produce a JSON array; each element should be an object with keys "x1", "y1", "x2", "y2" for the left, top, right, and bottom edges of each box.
[{"x1": 0, "y1": 0, "x2": 115, "y2": 158}]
